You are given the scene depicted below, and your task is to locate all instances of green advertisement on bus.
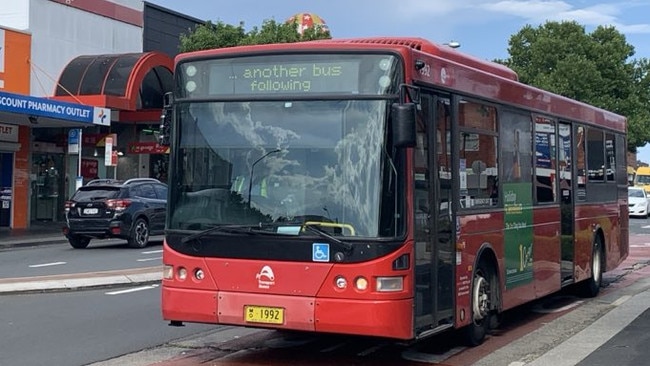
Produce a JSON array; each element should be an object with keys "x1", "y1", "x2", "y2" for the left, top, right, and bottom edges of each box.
[{"x1": 503, "y1": 182, "x2": 533, "y2": 288}]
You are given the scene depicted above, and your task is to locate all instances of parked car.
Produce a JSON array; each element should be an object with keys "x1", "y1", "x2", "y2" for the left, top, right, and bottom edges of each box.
[
  {"x1": 63, "y1": 178, "x2": 167, "y2": 249},
  {"x1": 628, "y1": 186, "x2": 650, "y2": 218}
]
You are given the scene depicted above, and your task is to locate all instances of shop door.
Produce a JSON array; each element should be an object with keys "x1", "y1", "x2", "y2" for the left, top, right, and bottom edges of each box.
[
  {"x1": 0, "y1": 153, "x2": 13, "y2": 227},
  {"x1": 31, "y1": 154, "x2": 64, "y2": 222}
]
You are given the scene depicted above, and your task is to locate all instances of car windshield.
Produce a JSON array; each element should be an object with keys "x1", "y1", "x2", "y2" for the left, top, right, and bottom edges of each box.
[
  {"x1": 167, "y1": 99, "x2": 400, "y2": 238},
  {"x1": 636, "y1": 175, "x2": 650, "y2": 184},
  {"x1": 629, "y1": 189, "x2": 646, "y2": 198},
  {"x1": 72, "y1": 187, "x2": 121, "y2": 201}
]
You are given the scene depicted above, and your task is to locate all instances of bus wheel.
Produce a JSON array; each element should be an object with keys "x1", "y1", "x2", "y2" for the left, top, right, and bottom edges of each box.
[
  {"x1": 465, "y1": 262, "x2": 492, "y2": 346},
  {"x1": 578, "y1": 236, "x2": 603, "y2": 298}
]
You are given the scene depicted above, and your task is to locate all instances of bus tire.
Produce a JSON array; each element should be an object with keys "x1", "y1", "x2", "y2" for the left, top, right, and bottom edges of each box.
[
  {"x1": 578, "y1": 235, "x2": 603, "y2": 298},
  {"x1": 465, "y1": 261, "x2": 493, "y2": 346}
]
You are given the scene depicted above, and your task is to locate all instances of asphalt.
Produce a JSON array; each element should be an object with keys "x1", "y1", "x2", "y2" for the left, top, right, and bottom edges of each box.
[{"x1": 0, "y1": 221, "x2": 161, "y2": 294}]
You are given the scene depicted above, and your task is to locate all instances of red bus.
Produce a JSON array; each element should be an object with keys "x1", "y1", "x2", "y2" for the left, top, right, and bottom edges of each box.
[{"x1": 160, "y1": 37, "x2": 628, "y2": 345}]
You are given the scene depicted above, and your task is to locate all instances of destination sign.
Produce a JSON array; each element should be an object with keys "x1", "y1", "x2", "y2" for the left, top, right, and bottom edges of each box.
[
  {"x1": 209, "y1": 61, "x2": 360, "y2": 95},
  {"x1": 178, "y1": 54, "x2": 401, "y2": 96}
]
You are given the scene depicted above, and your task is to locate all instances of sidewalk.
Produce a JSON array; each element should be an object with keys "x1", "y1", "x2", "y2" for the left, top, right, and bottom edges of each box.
[{"x1": 0, "y1": 221, "x2": 69, "y2": 248}]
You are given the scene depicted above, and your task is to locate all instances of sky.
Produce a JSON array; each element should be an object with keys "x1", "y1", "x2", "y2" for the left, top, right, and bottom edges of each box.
[{"x1": 147, "y1": 0, "x2": 650, "y2": 163}]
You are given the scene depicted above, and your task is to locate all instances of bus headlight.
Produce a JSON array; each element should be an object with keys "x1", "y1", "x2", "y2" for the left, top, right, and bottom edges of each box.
[
  {"x1": 355, "y1": 277, "x2": 369, "y2": 291},
  {"x1": 376, "y1": 277, "x2": 403, "y2": 292},
  {"x1": 177, "y1": 267, "x2": 188, "y2": 281}
]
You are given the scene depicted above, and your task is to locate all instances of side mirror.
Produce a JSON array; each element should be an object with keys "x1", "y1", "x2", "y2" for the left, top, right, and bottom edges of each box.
[{"x1": 391, "y1": 103, "x2": 416, "y2": 148}]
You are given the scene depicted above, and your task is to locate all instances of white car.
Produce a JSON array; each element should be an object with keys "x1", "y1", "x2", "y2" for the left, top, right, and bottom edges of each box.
[{"x1": 628, "y1": 187, "x2": 650, "y2": 218}]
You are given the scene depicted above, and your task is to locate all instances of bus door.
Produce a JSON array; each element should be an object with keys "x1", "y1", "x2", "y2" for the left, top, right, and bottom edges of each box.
[
  {"x1": 414, "y1": 93, "x2": 455, "y2": 334},
  {"x1": 559, "y1": 122, "x2": 574, "y2": 284}
]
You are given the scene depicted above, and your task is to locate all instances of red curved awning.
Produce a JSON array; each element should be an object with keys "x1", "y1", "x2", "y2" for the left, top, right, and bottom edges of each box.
[{"x1": 52, "y1": 52, "x2": 173, "y2": 112}]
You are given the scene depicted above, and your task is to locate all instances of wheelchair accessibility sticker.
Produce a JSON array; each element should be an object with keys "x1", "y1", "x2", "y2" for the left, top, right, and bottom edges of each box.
[{"x1": 312, "y1": 243, "x2": 330, "y2": 262}]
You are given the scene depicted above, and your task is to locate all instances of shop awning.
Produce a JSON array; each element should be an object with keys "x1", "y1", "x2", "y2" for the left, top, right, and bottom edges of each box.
[
  {"x1": 0, "y1": 90, "x2": 110, "y2": 128},
  {"x1": 51, "y1": 52, "x2": 173, "y2": 113}
]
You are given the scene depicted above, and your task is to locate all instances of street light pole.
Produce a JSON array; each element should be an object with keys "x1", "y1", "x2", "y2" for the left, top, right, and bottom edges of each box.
[{"x1": 248, "y1": 149, "x2": 281, "y2": 208}]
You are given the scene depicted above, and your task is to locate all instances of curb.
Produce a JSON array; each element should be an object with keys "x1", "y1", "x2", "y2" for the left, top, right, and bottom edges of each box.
[
  {"x1": 0, "y1": 266, "x2": 162, "y2": 294},
  {"x1": 0, "y1": 236, "x2": 69, "y2": 249}
]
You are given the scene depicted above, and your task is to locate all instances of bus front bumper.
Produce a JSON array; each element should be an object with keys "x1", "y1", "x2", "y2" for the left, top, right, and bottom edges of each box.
[{"x1": 162, "y1": 287, "x2": 413, "y2": 340}]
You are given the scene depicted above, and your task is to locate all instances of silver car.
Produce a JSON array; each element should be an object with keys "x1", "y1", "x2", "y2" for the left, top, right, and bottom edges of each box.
[{"x1": 628, "y1": 187, "x2": 650, "y2": 218}]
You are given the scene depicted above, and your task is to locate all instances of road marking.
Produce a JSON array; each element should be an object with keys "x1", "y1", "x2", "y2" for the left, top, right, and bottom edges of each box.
[
  {"x1": 357, "y1": 344, "x2": 386, "y2": 356},
  {"x1": 29, "y1": 262, "x2": 66, "y2": 268},
  {"x1": 105, "y1": 284, "x2": 159, "y2": 295},
  {"x1": 320, "y1": 342, "x2": 346, "y2": 353},
  {"x1": 137, "y1": 256, "x2": 162, "y2": 262},
  {"x1": 141, "y1": 249, "x2": 163, "y2": 254},
  {"x1": 611, "y1": 295, "x2": 631, "y2": 307},
  {"x1": 402, "y1": 346, "x2": 465, "y2": 363},
  {"x1": 642, "y1": 225, "x2": 650, "y2": 229},
  {"x1": 532, "y1": 296, "x2": 584, "y2": 314},
  {"x1": 630, "y1": 242, "x2": 650, "y2": 247}
]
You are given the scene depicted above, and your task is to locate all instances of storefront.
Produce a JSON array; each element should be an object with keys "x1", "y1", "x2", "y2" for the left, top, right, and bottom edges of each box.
[
  {"x1": 0, "y1": 126, "x2": 18, "y2": 226},
  {"x1": 52, "y1": 51, "x2": 173, "y2": 186},
  {"x1": 0, "y1": 4, "x2": 196, "y2": 230},
  {"x1": 0, "y1": 90, "x2": 110, "y2": 228}
]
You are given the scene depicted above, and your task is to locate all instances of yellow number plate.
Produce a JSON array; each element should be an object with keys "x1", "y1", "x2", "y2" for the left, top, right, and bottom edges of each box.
[{"x1": 244, "y1": 305, "x2": 284, "y2": 324}]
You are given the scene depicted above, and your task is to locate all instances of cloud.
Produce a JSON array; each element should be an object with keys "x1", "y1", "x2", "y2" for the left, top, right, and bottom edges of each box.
[
  {"x1": 481, "y1": 1, "x2": 650, "y2": 34},
  {"x1": 391, "y1": 0, "x2": 650, "y2": 34}
]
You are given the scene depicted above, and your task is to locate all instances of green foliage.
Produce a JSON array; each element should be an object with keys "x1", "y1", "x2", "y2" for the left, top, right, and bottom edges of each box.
[
  {"x1": 179, "y1": 19, "x2": 331, "y2": 53},
  {"x1": 497, "y1": 21, "x2": 650, "y2": 151}
]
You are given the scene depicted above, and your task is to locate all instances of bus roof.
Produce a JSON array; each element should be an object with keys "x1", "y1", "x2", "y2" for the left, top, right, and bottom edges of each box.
[
  {"x1": 173, "y1": 36, "x2": 517, "y2": 82},
  {"x1": 175, "y1": 36, "x2": 626, "y2": 132}
]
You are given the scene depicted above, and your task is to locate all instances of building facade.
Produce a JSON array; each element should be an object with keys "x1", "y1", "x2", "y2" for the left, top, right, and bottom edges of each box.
[{"x1": 0, "y1": 0, "x2": 202, "y2": 229}]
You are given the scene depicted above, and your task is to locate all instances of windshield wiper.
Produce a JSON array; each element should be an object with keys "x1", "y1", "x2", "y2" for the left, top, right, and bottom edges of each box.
[
  {"x1": 180, "y1": 223, "x2": 354, "y2": 254},
  {"x1": 181, "y1": 224, "x2": 267, "y2": 244},
  {"x1": 302, "y1": 224, "x2": 354, "y2": 253}
]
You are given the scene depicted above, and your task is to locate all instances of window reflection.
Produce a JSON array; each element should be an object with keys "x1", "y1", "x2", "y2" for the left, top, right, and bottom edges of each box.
[
  {"x1": 458, "y1": 100, "x2": 498, "y2": 208},
  {"x1": 170, "y1": 100, "x2": 397, "y2": 237}
]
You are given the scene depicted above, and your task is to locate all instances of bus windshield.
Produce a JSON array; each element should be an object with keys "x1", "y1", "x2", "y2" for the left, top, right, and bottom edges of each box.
[{"x1": 168, "y1": 99, "x2": 400, "y2": 238}]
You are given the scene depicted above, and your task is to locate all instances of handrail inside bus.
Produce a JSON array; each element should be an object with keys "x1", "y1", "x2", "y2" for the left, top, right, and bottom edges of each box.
[{"x1": 303, "y1": 221, "x2": 356, "y2": 236}]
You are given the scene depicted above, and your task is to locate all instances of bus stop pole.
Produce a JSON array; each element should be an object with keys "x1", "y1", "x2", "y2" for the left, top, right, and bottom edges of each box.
[{"x1": 76, "y1": 129, "x2": 83, "y2": 190}]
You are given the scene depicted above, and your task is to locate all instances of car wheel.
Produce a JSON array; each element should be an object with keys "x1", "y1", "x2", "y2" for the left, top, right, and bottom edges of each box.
[
  {"x1": 68, "y1": 235, "x2": 91, "y2": 249},
  {"x1": 127, "y1": 217, "x2": 150, "y2": 248}
]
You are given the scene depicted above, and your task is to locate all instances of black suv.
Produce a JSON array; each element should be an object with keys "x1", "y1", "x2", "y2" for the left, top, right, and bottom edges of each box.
[{"x1": 63, "y1": 178, "x2": 167, "y2": 249}]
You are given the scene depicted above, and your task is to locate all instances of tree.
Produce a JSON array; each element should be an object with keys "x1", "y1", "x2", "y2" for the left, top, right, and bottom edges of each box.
[
  {"x1": 179, "y1": 19, "x2": 331, "y2": 53},
  {"x1": 497, "y1": 21, "x2": 650, "y2": 151}
]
